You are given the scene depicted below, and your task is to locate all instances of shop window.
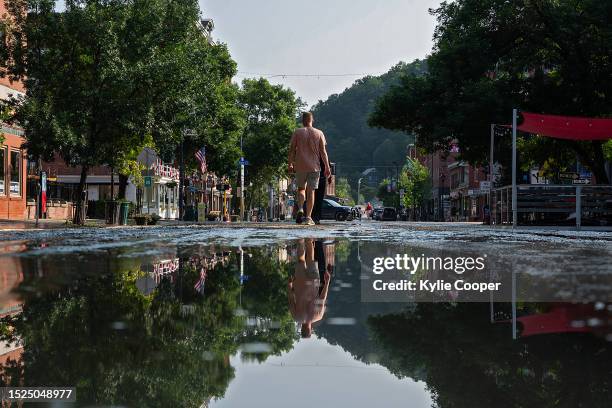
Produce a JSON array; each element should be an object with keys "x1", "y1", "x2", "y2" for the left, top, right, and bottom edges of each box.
[
  {"x1": 0, "y1": 148, "x2": 5, "y2": 195},
  {"x1": 10, "y1": 150, "x2": 21, "y2": 196}
]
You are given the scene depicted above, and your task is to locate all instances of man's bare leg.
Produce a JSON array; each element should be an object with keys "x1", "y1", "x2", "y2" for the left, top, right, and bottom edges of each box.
[
  {"x1": 297, "y1": 239, "x2": 306, "y2": 262},
  {"x1": 305, "y1": 238, "x2": 315, "y2": 262},
  {"x1": 305, "y1": 187, "x2": 315, "y2": 218},
  {"x1": 297, "y1": 188, "x2": 306, "y2": 213}
]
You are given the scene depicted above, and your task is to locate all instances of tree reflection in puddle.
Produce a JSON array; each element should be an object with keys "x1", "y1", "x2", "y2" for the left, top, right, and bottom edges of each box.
[
  {"x1": 0, "y1": 238, "x2": 610, "y2": 407},
  {"x1": 0, "y1": 244, "x2": 299, "y2": 406}
]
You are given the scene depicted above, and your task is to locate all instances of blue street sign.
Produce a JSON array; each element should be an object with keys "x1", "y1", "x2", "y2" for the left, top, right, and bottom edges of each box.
[{"x1": 239, "y1": 158, "x2": 249, "y2": 166}]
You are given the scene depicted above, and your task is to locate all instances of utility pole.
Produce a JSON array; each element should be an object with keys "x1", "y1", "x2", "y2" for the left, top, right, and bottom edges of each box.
[
  {"x1": 240, "y1": 162, "x2": 245, "y2": 221},
  {"x1": 511, "y1": 109, "x2": 518, "y2": 228},
  {"x1": 269, "y1": 182, "x2": 274, "y2": 221},
  {"x1": 240, "y1": 134, "x2": 245, "y2": 222},
  {"x1": 179, "y1": 133, "x2": 185, "y2": 221},
  {"x1": 357, "y1": 178, "x2": 363, "y2": 205}
]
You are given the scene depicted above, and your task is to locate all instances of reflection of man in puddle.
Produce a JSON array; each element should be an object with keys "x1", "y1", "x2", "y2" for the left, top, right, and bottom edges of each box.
[{"x1": 288, "y1": 239, "x2": 331, "y2": 338}]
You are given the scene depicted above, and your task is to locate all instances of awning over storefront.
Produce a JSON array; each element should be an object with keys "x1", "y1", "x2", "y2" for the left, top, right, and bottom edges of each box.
[
  {"x1": 502, "y1": 109, "x2": 612, "y2": 227},
  {"x1": 517, "y1": 112, "x2": 612, "y2": 141}
]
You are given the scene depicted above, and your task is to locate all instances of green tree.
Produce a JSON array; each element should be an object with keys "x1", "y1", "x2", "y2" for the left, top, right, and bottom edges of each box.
[
  {"x1": 149, "y1": 38, "x2": 244, "y2": 179},
  {"x1": 0, "y1": 247, "x2": 300, "y2": 406},
  {"x1": 376, "y1": 158, "x2": 430, "y2": 211},
  {"x1": 370, "y1": 0, "x2": 612, "y2": 183},
  {"x1": 335, "y1": 177, "x2": 353, "y2": 204},
  {"x1": 401, "y1": 158, "x2": 431, "y2": 212},
  {"x1": 311, "y1": 61, "x2": 424, "y2": 185},
  {"x1": 238, "y1": 78, "x2": 303, "y2": 208},
  {"x1": 0, "y1": 0, "x2": 244, "y2": 222},
  {"x1": 368, "y1": 303, "x2": 612, "y2": 408},
  {"x1": 377, "y1": 178, "x2": 398, "y2": 208}
]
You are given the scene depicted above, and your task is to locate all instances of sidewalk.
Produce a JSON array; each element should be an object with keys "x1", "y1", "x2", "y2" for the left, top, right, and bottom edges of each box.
[
  {"x1": 2, "y1": 218, "x2": 611, "y2": 233},
  {"x1": 0, "y1": 219, "x2": 107, "y2": 230},
  {"x1": 0, "y1": 218, "x2": 307, "y2": 231}
]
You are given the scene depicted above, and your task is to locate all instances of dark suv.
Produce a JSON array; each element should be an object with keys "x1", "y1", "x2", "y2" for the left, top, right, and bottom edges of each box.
[{"x1": 321, "y1": 199, "x2": 353, "y2": 221}]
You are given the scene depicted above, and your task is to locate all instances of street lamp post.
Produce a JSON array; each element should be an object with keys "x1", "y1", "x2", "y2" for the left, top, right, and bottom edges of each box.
[{"x1": 357, "y1": 178, "x2": 363, "y2": 205}]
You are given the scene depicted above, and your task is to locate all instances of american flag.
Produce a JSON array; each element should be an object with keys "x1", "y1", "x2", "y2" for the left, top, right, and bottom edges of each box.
[
  {"x1": 195, "y1": 146, "x2": 207, "y2": 173},
  {"x1": 194, "y1": 267, "x2": 207, "y2": 295}
]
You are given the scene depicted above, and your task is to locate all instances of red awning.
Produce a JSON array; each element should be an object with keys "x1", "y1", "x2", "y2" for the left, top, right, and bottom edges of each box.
[{"x1": 517, "y1": 112, "x2": 612, "y2": 141}]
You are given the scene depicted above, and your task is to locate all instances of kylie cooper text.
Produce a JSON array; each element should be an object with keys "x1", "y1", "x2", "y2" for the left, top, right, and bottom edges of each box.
[
  {"x1": 370, "y1": 254, "x2": 501, "y2": 294},
  {"x1": 372, "y1": 254, "x2": 487, "y2": 275}
]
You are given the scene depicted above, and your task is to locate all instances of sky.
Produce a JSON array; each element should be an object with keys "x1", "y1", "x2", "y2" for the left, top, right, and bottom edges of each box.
[
  {"x1": 211, "y1": 336, "x2": 432, "y2": 408},
  {"x1": 200, "y1": 0, "x2": 442, "y2": 107}
]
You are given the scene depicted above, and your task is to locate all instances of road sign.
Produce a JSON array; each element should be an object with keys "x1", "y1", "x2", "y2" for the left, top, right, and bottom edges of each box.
[
  {"x1": 144, "y1": 176, "x2": 153, "y2": 187},
  {"x1": 480, "y1": 181, "x2": 492, "y2": 191},
  {"x1": 573, "y1": 179, "x2": 591, "y2": 185},
  {"x1": 239, "y1": 158, "x2": 249, "y2": 166},
  {"x1": 560, "y1": 172, "x2": 579, "y2": 180}
]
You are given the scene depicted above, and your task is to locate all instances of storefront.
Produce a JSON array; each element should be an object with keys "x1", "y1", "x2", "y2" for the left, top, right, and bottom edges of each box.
[
  {"x1": 140, "y1": 160, "x2": 180, "y2": 220},
  {"x1": 467, "y1": 188, "x2": 487, "y2": 222},
  {"x1": 0, "y1": 127, "x2": 27, "y2": 220}
]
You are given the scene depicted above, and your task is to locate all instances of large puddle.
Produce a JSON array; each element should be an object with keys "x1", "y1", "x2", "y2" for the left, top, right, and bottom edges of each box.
[{"x1": 0, "y1": 226, "x2": 611, "y2": 407}]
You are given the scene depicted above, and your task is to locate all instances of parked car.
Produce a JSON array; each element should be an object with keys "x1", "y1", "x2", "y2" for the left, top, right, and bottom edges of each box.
[
  {"x1": 372, "y1": 207, "x2": 384, "y2": 221},
  {"x1": 321, "y1": 199, "x2": 353, "y2": 221},
  {"x1": 376, "y1": 207, "x2": 398, "y2": 221}
]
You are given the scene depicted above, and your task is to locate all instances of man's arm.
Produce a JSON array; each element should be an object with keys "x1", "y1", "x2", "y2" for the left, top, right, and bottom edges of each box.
[
  {"x1": 288, "y1": 132, "x2": 297, "y2": 172},
  {"x1": 288, "y1": 277, "x2": 297, "y2": 316},
  {"x1": 319, "y1": 134, "x2": 331, "y2": 178}
]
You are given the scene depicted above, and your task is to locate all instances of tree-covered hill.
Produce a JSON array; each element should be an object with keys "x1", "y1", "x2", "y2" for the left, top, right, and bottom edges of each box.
[{"x1": 311, "y1": 60, "x2": 427, "y2": 188}]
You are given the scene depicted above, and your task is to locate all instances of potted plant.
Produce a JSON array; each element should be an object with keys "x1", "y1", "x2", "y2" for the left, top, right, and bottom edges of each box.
[
  {"x1": 133, "y1": 214, "x2": 150, "y2": 225},
  {"x1": 149, "y1": 214, "x2": 162, "y2": 225}
]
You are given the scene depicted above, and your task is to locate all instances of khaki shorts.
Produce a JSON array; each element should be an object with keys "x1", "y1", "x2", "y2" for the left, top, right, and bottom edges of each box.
[{"x1": 296, "y1": 171, "x2": 320, "y2": 190}]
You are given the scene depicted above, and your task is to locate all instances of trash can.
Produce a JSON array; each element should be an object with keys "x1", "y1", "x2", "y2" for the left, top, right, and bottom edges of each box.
[
  {"x1": 105, "y1": 201, "x2": 120, "y2": 225},
  {"x1": 183, "y1": 205, "x2": 196, "y2": 221},
  {"x1": 119, "y1": 202, "x2": 130, "y2": 226}
]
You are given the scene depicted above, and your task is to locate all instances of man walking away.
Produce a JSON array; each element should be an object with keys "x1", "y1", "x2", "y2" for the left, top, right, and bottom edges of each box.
[{"x1": 288, "y1": 112, "x2": 331, "y2": 226}]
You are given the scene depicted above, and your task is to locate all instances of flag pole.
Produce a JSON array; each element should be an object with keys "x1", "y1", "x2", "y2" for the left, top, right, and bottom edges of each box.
[{"x1": 512, "y1": 109, "x2": 518, "y2": 228}]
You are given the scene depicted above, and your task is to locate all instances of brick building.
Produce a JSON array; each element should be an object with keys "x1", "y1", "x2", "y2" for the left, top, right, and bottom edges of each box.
[
  {"x1": 419, "y1": 151, "x2": 453, "y2": 221},
  {"x1": 447, "y1": 161, "x2": 488, "y2": 221},
  {"x1": 416, "y1": 145, "x2": 489, "y2": 222},
  {"x1": 0, "y1": 0, "x2": 27, "y2": 220}
]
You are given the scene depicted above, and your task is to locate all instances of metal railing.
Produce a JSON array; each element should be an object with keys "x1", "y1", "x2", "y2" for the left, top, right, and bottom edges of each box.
[{"x1": 492, "y1": 184, "x2": 612, "y2": 228}]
